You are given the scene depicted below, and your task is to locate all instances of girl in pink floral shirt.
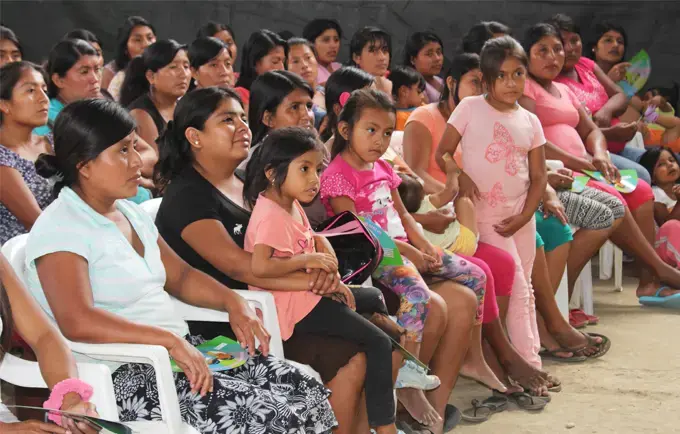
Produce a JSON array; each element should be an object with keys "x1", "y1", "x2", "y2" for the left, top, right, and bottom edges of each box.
[
  {"x1": 436, "y1": 36, "x2": 548, "y2": 371},
  {"x1": 321, "y1": 88, "x2": 502, "y2": 429}
]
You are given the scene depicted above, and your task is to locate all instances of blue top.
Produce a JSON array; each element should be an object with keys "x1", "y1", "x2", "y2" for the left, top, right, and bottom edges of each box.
[{"x1": 24, "y1": 187, "x2": 189, "y2": 339}]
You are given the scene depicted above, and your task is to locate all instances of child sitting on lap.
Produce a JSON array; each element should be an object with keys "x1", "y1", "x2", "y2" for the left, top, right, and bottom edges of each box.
[{"x1": 398, "y1": 153, "x2": 478, "y2": 256}]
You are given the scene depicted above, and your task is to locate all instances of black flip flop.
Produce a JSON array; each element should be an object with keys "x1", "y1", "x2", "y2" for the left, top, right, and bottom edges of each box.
[
  {"x1": 461, "y1": 395, "x2": 508, "y2": 423},
  {"x1": 443, "y1": 404, "x2": 461, "y2": 432},
  {"x1": 495, "y1": 390, "x2": 548, "y2": 411},
  {"x1": 578, "y1": 332, "x2": 611, "y2": 359}
]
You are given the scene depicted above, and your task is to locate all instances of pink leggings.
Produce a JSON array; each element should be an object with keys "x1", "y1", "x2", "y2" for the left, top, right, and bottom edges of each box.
[
  {"x1": 656, "y1": 220, "x2": 680, "y2": 268},
  {"x1": 459, "y1": 242, "x2": 516, "y2": 324}
]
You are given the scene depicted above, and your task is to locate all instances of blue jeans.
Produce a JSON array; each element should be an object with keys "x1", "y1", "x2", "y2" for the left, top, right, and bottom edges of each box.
[
  {"x1": 610, "y1": 150, "x2": 652, "y2": 184},
  {"x1": 617, "y1": 144, "x2": 646, "y2": 163}
]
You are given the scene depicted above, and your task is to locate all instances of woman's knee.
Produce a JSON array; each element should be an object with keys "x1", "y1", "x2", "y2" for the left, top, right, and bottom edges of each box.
[
  {"x1": 425, "y1": 290, "x2": 448, "y2": 332},
  {"x1": 437, "y1": 280, "x2": 478, "y2": 318}
]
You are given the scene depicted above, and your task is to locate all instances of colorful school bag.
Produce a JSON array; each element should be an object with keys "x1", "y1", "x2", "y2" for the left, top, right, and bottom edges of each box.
[{"x1": 315, "y1": 211, "x2": 383, "y2": 285}]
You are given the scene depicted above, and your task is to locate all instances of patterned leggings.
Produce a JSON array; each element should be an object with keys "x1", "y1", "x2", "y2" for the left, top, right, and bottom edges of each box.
[
  {"x1": 372, "y1": 249, "x2": 487, "y2": 342},
  {"x1": 537, "y1": 186, "x2": 625, "y2": 230}
]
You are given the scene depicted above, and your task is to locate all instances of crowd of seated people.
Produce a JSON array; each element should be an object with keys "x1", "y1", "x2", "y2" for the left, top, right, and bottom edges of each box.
[{"x1": 1, "y1": 10, "x2": 679, "y2": 433}]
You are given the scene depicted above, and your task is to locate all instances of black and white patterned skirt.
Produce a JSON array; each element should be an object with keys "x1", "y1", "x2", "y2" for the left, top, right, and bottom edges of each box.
[{"x1": 111, "y1": 334, "x2": 337, "y2": 434}]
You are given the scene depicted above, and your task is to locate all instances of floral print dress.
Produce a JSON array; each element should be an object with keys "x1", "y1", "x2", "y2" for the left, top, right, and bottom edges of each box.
[
  {"x1": 0, "y1": 145, "x2": 53, "y2": 245},
  {"x1": 112, "y1": 333, "x2": 337, "y2": 433}
]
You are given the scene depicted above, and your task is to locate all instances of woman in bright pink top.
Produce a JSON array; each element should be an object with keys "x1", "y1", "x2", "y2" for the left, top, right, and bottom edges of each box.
[
  {"x1": 550, "y1": 13, "x2": 649, "y2": 182},
  {"x1": 520, "y1": 22, "x2": 680, "y2": 301}
]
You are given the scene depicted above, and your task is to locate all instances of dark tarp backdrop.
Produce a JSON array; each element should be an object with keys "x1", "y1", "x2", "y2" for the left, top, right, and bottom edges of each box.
[{"x1": 1, "y1": 1, "x2": 678, "y2": 92}]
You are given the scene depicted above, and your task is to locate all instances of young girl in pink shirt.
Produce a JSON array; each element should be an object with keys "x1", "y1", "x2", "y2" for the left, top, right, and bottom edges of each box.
[
  {"x1": 436, "y1": 36, "x2": 548, "y2": 370},
  {"x1": 321, "y1": 88, "x2": 505, "y2": 428},
  {"x1": 243, "y1": 127, "x2": 400, "y2": 434}
]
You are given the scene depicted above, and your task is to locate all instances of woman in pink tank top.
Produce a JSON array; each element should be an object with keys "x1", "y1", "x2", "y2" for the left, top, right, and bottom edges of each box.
[{"x1": 520, "y1": 22, "x2": 680, "y2": 303}]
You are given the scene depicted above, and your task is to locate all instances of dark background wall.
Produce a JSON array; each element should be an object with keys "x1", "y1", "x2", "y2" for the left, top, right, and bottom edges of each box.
[{"x1": 1, "y1": 1, "x2": 678, "y2": 91}]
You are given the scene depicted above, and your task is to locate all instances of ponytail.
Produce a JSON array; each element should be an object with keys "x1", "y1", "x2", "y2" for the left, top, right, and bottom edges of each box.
[
  {"x1": 119, "y1": 56, "x2": 149, "y2": 107},
  {"x1": 331, "y1": 88, "x2": 395, "y2": 159},
  {"x1": 153, "y1": 119, "x2": 194, "y2": 193}
]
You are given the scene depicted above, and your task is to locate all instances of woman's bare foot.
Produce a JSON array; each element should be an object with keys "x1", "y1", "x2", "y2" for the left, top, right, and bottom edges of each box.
[
  {"x1": 396, "y1": 388, "x2": 442, "y2": 427},
  {"x1": 654, "y1": 265, "x2": 680, "y2": 293},
  {"x1": 460, "y1": 358, "x2": 508, "y2": 392},
  {"x1": 636, "y1": 279, "x2": 680, "y2": 298},
  {"x1": 500, "y1": 354, "x2": 549, "y2": 392},
  {"x1": 550, "y1": 329, "x2": 603, "y2": 357}
]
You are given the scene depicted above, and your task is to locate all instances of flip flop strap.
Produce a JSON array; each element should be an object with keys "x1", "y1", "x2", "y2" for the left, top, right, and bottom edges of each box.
[{"x1": 656, "y1": 286, "x2": 671, "y2": 297}]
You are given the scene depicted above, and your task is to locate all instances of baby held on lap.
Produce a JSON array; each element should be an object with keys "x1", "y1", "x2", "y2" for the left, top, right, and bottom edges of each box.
[{"x1": 397, "y1": 154, "x2": 479, "y2": 256}]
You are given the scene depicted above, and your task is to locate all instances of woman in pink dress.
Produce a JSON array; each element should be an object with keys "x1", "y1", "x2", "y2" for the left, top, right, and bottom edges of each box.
[
  {"x1": 549, "y1": 14, "x2": 652, "y2": 185},
  {"x1": 519, "y1": 22, "x2": 680, "y2": 303}
]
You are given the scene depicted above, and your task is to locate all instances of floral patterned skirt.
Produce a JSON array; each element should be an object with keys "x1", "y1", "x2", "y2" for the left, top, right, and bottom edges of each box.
[{"x1": 112, "y1": 335, "x2": 337, "y2": 434}]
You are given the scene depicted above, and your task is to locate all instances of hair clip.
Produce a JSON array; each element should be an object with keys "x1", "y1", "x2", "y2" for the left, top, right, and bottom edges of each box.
[{"x1": 339, "y1": 91, "x2": 351, "y2": 108}]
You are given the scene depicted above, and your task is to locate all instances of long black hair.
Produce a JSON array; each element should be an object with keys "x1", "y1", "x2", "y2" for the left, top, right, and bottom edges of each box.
[
  {"x1": 154, "y1": 87, "x2": 244, "y2": 192},
  {"x1": 188, "y1": 37, "x2": 230, "y2": 90},
  {"x1": 522, "y1": 23, "x2": 563, "y2": 80},
  {"x1": 63, "y1": 29, "x2": 102, "y2": 51},
  {"x1": 114, "y1": 16, "x2": 156, "y2": 72},
  {"x1": 480, "y1": 35, "x2": 527, "y2": 94},
  {"x1": 35, "y1": 98, "x2": 136, "y2": 197},
  {"x1": 441, "y1": 53, "x2": 480, "y2": 104},
  {"x1": 234, "y1": 29, "x2": 286, "y2": 90},
  {"x1": 45, "y1": 39, "x2": 98, "y2": 98},
  {"x1": 248, "y1": 70, "x2": 313, "y2": 146},
  {"x1": 349, "y1": 26, "x2": 392, "y2": 68},
  {"x1": 243, "y1": 126, "x2": 322, "y2": 208},
  {"x1": 0, "y1": 26, "x2": 22, "y2": 57},
  {"x1": 119, "y1": 39, "x2": 186, "y2": 107},
  {"x1": 462, "y1": 21, "x2": 512, "y2": 55},
  {"x1": 402, "y1": 31, "x2": 443, "y2": 67},
  {"x1": 0, "y1": 61, "x2": 45, "y2": 125},
  {"x1": 189, "y1": 37, "x2": 229, "y2": 70},
  {"x1": 321, "y1": 66, "x2": 374, "y2": 142},
  {"x1": 302, "y1": 18, "x2": 343, "y2": 45},
  {"x1": 331, "y1": 88, "x2": 395, "y2": 159},
  {"x1": 196, "y1": 21, "x2": 236, "y2": 41},
  {"x1": 586, "y1": 21, "x2": 628, "y2": 61},
  {"x1": 389, "y1": 66, "x2": 425, "y2": 100},
  {"x1": 639, "y1": 147, "x2": 680, "y2": 186}
]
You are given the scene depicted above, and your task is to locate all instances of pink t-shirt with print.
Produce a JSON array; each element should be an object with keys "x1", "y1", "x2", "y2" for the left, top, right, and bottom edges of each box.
[
  {"x1": 320, "y1": 156, "x2": 408, "y2": 241},
  {"x1": 244, "y1": 194, "x2": 321, "y2": 341},
  {"x1": 448, "y1": 95, "x2": 546, "y2": 224}
]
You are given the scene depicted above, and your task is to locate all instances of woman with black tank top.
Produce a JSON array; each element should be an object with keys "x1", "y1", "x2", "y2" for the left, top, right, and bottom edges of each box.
[
  {"x1": 154, "y1": 87, "x2": 407, "y2": 434},
  {"x1": 120, "y1": 39, "x2": 190, "y2": 152}
]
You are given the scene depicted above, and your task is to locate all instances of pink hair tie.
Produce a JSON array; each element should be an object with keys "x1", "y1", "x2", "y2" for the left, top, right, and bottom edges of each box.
[
  {"x1": 339, "y1": 91, "x2": 351, "y2": 108},
  {"x1": 43, "y1": 378, "x2": 93, "y2": 426}
]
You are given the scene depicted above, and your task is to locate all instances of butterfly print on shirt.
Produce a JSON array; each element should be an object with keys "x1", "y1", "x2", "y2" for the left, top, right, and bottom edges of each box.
[
  {"x1": 480, "y1": 182, "x2": 507, "y2": 208},
  {"x1": 485, "y1": 122, "x2": 528, "y2": 176}
]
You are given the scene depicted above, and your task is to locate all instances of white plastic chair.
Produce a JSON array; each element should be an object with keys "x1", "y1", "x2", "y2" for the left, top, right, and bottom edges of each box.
[
  {"x1": 139, "y1": 198, "x2": 162, "y2": 221},
  {"x1": 0, "y1": 353, "x2": 119, "y2": 421},
  {"x1": 389, "y1": 131, "x2": 404, "y2": 159},
  {"x1": 599, "y1": 240, "x2": 624, "y2": 292},
  {"x1": 555, "y1": 271, "x2": 569, "y2": 320},
  {"x1": 2, "y1": 234, "x2": 318, "y2": 433},
  {"x1": 568, "y1": 226, "x2": 595, "y2": 315}
]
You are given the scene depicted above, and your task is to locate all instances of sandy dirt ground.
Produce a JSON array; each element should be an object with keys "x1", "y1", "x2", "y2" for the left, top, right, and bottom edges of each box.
[{"x1": 448, "y1": 276, "x2": 680, "y2": 434}]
